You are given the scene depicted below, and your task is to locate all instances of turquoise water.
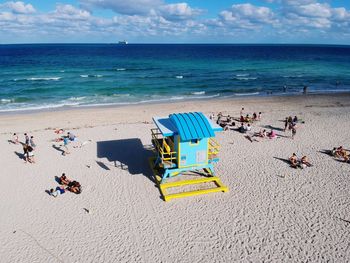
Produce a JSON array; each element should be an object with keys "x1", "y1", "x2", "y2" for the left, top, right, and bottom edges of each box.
[{"x1": 1, "y1": 44, "x2": 350, "y2": 112}]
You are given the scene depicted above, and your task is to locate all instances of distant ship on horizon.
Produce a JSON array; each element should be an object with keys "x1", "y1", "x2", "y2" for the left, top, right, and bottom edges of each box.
[{"x1": 118, "y1": 40, "x2": 128, "y2": 45}]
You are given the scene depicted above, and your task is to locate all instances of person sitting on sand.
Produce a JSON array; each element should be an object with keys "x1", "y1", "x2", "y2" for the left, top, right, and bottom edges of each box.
[
  {"x1": 258, "y1": 129, "x2": 267, "y2": 138},
  {"x1": 238, "y1": 123, "x2": 246, "y2": 133},
  {"x1": 289, "y1": 153, "x2": 298, "y2": 168},
  {"x1": 59, "y1": 173, "x2": 71, "y2": 185},
  {"x1": 293, "y1": 116, "x2": 298, "y2": 123},
  {"x1": 240, "y1": 115, "x2": 245, "y2": 123},
  {"x1": 300, "y1": 156, "x2": 312, "y2": 168},
  {"x1": 246, "y1": 123, "x2": 252, "y2": 131},
  {"x1": 244, "y1": 114, "x2": 251, "y2": 123},
  {"x1": 49, "y1": 186, "x2": 66, "y2": 198},
  {"x1": 67, "y1": 181, "x2": 82, "y2": 194},
  {"x1": 252, "y1": 112, "x2": 257, "y2": 121},
  {"x1": 268, "y1": 129, "x2": 277, "y2": 139}
]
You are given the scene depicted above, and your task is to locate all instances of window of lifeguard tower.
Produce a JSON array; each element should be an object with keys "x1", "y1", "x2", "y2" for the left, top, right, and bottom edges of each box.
[{"x1": 189, "y1": 139, "x2": 199, "y2": 145}]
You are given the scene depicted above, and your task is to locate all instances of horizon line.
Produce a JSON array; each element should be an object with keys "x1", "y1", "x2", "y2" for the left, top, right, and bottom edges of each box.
[{"x1": 1, "y1": 42, "x2": 350, "y2": 46}]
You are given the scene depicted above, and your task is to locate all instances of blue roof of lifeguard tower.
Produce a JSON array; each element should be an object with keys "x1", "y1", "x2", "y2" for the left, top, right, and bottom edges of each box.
[{"x1": 153, "y1": 112, "x2": 222, "y2": 141}]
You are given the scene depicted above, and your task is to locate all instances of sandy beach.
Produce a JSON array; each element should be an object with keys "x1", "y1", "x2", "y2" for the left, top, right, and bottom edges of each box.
[{"x1": 1, "y1": 93, "x2": 350, "y2": 262}]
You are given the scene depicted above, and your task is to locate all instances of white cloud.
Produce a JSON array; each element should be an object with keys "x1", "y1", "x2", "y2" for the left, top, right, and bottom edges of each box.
[
  {"x1": 0, "y1": 1, "x2": 349, "y2": 43},
  {"x1": 159, "y1": 3, "x2": 202, "y2": 21},
  {"x1": 80, "y1": 0, "x2": 163, "y2": 15},
  {"x1": 218, "y1": 3, "x2": 276, "y2": 29},
  {"x1": 53, "y1": 4, "x2": 91, "y2": 20},
  {"x1": 1, "y1": 1, "x2": 36, "y2": 14}
]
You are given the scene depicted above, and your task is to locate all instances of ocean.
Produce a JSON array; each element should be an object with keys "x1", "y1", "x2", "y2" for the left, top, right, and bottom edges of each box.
[{"x1": 1, "y1": 44, "x2": 350, "y2": 112}]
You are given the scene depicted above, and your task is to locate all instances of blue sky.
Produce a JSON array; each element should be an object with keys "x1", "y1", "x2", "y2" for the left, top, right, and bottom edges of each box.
[{"x1": 0, "y1": 0, "x2": 349, "y2": 44}]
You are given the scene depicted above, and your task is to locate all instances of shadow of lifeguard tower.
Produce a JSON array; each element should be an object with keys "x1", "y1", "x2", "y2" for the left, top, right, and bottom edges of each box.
[
  {"x1": 97, "y1": 138, "x2": 154, "y2": 182},
  {"x1": 150, "y1": 112, "x2": 228, "y2": 201}
]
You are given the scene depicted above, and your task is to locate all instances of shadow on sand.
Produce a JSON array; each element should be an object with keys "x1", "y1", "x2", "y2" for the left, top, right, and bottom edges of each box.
[
  {"x1": 262, "y1": 125, "x2": 284, "y2": 132},
  {"x1": 52, "y1": 144, "x2": 65, "y2": 155},
  {"x1": 97, "y1": 138, "x2": 155, "y2": 182},
  {"x1": 14, "y1": 151, "x2": 25, "y2": 160},
  {"x1": 273, "y1": 156, "x2": 291, "y2": 166}
]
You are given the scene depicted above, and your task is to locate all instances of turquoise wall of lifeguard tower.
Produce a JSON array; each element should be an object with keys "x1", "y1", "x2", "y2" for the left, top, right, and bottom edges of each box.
[{"x1": 174, "y1": 136, "x2": 209, "y2": 168}]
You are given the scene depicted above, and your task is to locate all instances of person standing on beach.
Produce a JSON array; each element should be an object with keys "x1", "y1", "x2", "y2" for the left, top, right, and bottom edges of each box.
[
  {"x1": 13, "y1": 133, "x2": 19, "y2": 144},
  {"x1": 291, "y1": 126, "x2": 297, "y2": 139},
  {"x1": 240, "y1": 107, "x2": 244, "y2": 116},
  {"x1": 303, "y1": 86, "x2": 308, "y2": 94},
  {"x1": 30, "y1": 136, "x2": 36, "y2": 148},
  {"x1": 24, "y1": 133, "x2": 30, "y2": 145},
  {"x1": 284, "y1": 117, "x2": 288, "y2": 132}
]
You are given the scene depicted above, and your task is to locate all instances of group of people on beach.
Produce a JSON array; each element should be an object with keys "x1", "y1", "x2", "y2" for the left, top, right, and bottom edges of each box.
[
  {"x1": 12, "y1": 132, "x2": 36, "y2": 163},
  {"x1": 212, "y1": 107, "x2": 262, "y2": 133},
  {"x1": 54, "y1": 129, "x2": 79, "y2": 156},
  {"x1": 289, "y1": 153, "x2": 312, "y2": 169},
  {"x1": 48, "y1": 173, "x2": 82, "y2": 197},
  {"x1": 10, "y1": 128, "x2": 84, "y2": 197},
  {"x1": 284, "y1": 116, "x2": 299, "y2": 139}
]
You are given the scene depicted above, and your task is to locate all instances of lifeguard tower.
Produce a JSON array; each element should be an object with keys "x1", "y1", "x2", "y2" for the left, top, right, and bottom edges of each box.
[{"x1": 150, "y1": 112, "x2": 228, "y2": 201}]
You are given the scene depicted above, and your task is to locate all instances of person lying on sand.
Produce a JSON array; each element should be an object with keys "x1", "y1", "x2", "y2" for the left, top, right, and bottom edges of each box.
[
  {"x1": 335, "y1": 146, "x2": 347, "y2": 158},
  {"x1": 67, "y1": 181, "x2": 82, "y2": 194},
  {"x1": 49, "y1": 186, "x2": 65, "y2": 198},
  {"x1": 289, "y1": 153, "x2": 298, "y2": 168},
  {"x1": 54, "y1": 129, "x2": 64, "y2": 134},
  {"x1": 59, "y1": 173, "x2": 71, "y2": 185},
  {"x1": 300, "y1": 156, "x2": 312, "y2": 168}
]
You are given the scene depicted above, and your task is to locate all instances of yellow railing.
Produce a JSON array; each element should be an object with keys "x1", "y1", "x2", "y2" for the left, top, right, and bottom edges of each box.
[
  {"x1": 208, "y1": 138, "x2": 220, "y2": 160},
  {"x1": 151, "y1": 128, "x2": 177, "y2": 164}
]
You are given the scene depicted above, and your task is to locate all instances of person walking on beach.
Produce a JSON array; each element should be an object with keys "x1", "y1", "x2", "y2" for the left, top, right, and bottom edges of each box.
[{"x1": 62, "y1": 137, "x2": 70, "y2": 156}]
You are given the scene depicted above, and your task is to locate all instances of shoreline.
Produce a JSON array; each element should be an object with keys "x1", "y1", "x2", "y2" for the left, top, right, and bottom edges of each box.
[
  {"x1": 1, "y1": 92, "x2": 350, "y2": 135},
  {"x1": 1, "y1": 91, "x2": 350, "y2": 117}
]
